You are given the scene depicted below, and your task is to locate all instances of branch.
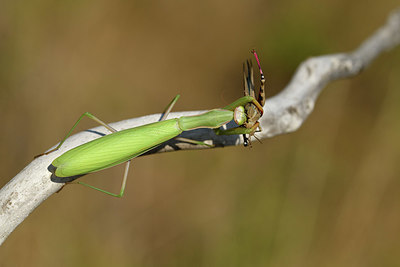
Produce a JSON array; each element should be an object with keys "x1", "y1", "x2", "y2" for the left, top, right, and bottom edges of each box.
[{"x1": 1, "y1": 8, "x2": 400, "y2": 245}]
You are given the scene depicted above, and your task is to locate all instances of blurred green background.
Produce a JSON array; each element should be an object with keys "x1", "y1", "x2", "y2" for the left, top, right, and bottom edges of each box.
[{"x1": 1, "y1": 1, "x2": 400, "y2": 266}]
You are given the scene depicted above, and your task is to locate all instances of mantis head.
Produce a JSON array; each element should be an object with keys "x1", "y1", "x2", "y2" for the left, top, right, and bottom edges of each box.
[{"x1": 233, "y1": 106, "x2": 247, "y2": 126}]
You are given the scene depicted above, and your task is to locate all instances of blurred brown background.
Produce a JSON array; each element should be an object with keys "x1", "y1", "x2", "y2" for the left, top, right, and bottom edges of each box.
[{"x1": 1, "y1": 1, "x2": 400, "y2": 266}]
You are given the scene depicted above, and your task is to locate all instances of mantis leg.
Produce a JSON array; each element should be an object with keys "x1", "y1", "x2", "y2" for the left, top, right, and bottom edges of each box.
[
  {"x1": 77, "y1": 160, "x2": 131, "y2": 198},
  {"x1": 159, "y1": 95, "x2": 180, "y2": 121},
  {"x1": 223, "y1": 96, "x2": 263, "y2": 115},
  {"x1": 174, "y1": 137, "x2": 214, "y2": 147},
  {"x1": 35, "y1": 112, "x2": 117, "y2": 158},
  {"x1": 214, "y1": 121, "x2": 260, "y2": 136}
]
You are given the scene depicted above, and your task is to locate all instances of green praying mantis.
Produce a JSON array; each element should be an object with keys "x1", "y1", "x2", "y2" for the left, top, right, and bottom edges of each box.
[{"x1": 36, "y1": 50, "x2": 266, "y2": 197}]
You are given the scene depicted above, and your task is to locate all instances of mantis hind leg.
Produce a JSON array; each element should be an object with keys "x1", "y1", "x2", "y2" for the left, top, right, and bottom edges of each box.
[
  {"x1": 35, "y1": 112, "x2": 117, "y2": 158},
  {"x1": 159, "y1": 95, "x2": 180, "y2": 121},
  {"x1": 77, "y1": 160, "x2": 131, "y2": 198}
]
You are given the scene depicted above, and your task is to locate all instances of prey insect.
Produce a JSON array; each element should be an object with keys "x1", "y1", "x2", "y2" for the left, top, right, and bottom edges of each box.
[
  {"x1": 242, "y1": 49, "x2": 266, "y2": 146},
  {"x1": 36, "y1": 50, "x2": 266, "y2": 197},
  {"x1": 214, "y1": 49, "x2": 265, "y2": 146}
]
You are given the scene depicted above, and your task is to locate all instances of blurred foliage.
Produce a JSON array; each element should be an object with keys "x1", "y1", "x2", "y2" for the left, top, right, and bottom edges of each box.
[{"x1": 1, "y1": 1, "x2": 400, "y2": 266}]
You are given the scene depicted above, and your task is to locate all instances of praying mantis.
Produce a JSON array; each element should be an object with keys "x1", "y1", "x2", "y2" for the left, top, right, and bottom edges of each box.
[{"x1": 37, "y1": 50, "x2": 266, "y2": 197}]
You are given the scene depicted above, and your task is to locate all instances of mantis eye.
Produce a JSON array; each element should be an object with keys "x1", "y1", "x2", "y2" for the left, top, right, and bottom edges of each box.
[{"x1": 233, "y1": 106, "x2": 246, "y2": 126}]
